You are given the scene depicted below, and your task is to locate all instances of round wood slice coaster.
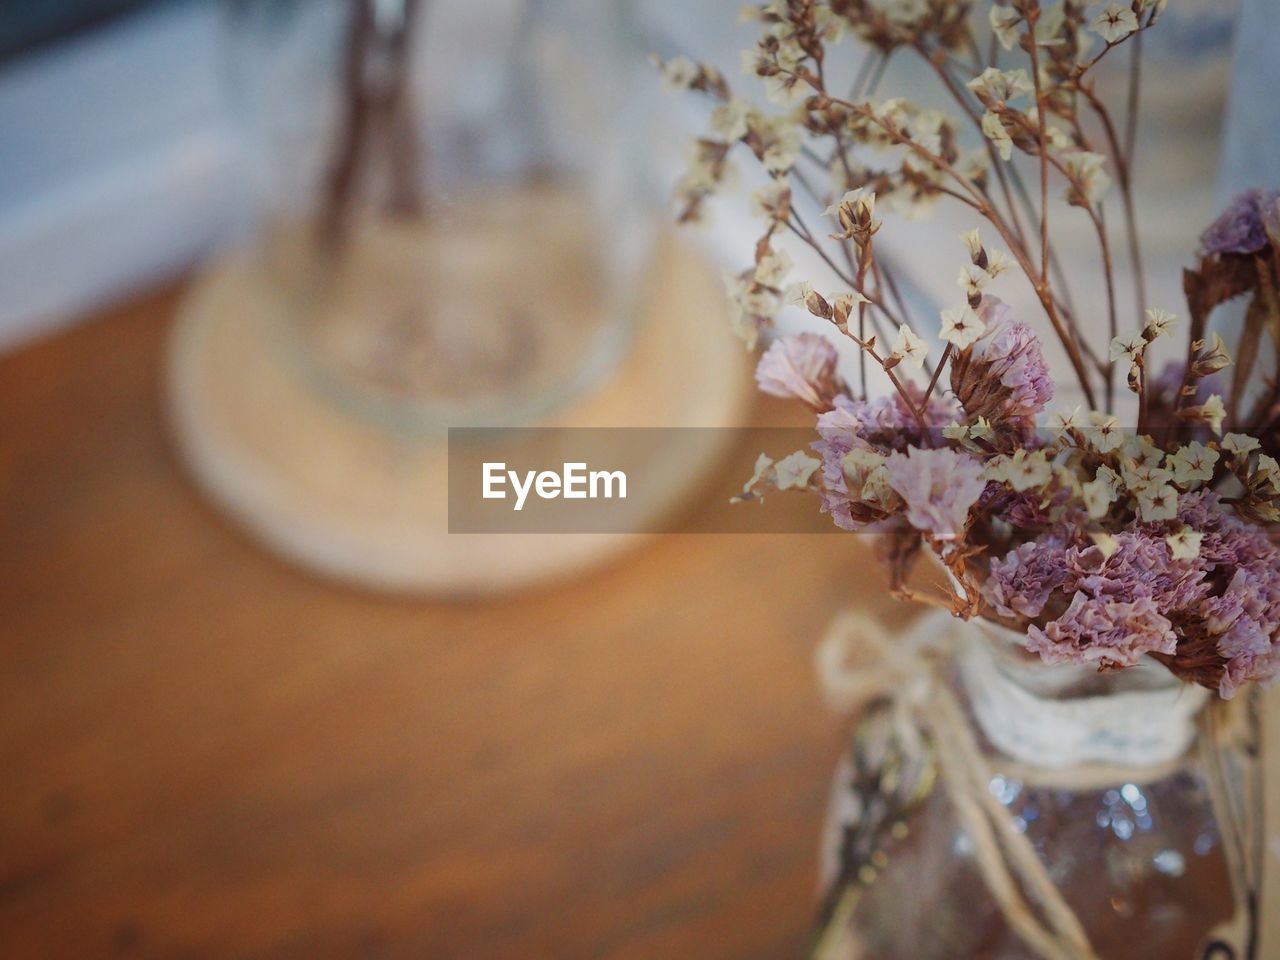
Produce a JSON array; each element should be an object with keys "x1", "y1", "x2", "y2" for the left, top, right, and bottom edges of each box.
[{"x1": 164, "y1": 234, "x2": 752, "y2": 595}]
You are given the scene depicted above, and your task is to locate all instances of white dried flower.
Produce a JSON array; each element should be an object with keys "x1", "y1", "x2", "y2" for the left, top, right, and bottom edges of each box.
[
  {"x1": 657, "y1": 56, "x2": 700, "y2": 91},
  {"x1": 990, "y1": 5, "x2": 1022, "y2": 50},
  {"x1": 987, "y1": 449, "x2": 1054, "y2": 492},
  {"x1": 1093, "y1": 4, "x2": 1139, "y2": 44},
  {"x1": 1200, "y1": 394, "x2": 1227, "y2": 436},
  {"x1": 774, "y1": 450, "x2": 821, "y2": 490},
  {"x1": 1166, "y1": 529, "x2": 1203, "y2": 561},
  {"x1": 892, "y1": 325, "x2": 929, "y2": 370},
  {"x1": 1168, "y1": 442, "x2": 1220, "y2": 486},
  {"x1": 1086, "y1": 412, "x2": 1125, "y2": 453},
  {"x1": 1083, "y1": 470, "x2": 1118, "y2": 519},
  {"x1": 1109, "y1": 333, "x2": 1146, "y2": 363},
  {"x1": 939, "y1": 305, "x2": 986, "y2": 349},
  {"x1": 753, "y1": 249, "x2": 791, "y2": 288},
  {"x1": 981, "y1": 111, "x2": 1014, "y2": 162},
  {"x1": 967, "y1": 67, "x2": 1033, "y2": 106},
  {"x1": 985, "y1": 248, "x2": 1014, "y2": 277},
  {"x1": 1143, "y1": 308, "x2": 1176, "y2": 340},
  {"x1": 1222, "y1": 433, "x2": 1261, "y2": 458},
  {"x1": 1049, "y1": 405, "x2": 1084, "y2": 435},
  {"x1": 751, "y1": 178, "x2": 792, "y2": 221},
  {"x1": 1064, "y1": 151, "x2": 1111, "y2": 205},
  {"x1": 957, "y1": 263, "x2": 992, "y2": 300},
  {"x1": 710, "y1": 98, "x2": 752, "y2": 141},
  {"x1": 1136, "y1": 483, "x2": 1179, "y2": 522}
]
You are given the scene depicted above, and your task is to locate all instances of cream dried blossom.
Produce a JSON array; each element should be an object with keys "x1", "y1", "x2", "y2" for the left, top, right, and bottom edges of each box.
[
  {"x1": 710, "y1": 98, "x2": 752, "y2": 141},
  {"x1": 985, "y1": 248, "x2": 1014, "y2": 278},
  {"x1": 1083, "y1": 466, "x2": 1121, "y2": 519},
  {"x1": 1109, "y1": 333, "x2": 1146, "y2": 364},
  {"x1": 1120, "y1": 452, "x2": 1173, "y2": 493},
  {"x1": 940, "y1": 305, "x2": 986, "y2": 349},
  {"x1": 1063, "y1": 151, "x2": 1111, "y2": 206},
  {"x1": 723, "y1": 270, "x2": 782, "y2": 349},
  {"x1": 774, "y1": 450, "x2": 822, "y2": 489},
  {"x1": 981, "y1": 111, "x2": 1014, "y2": 162},
  {"x1": 967, "y1": 67, "x2": 1033, "y2": 107},
  {"x1": 1129, "y1": 434, "x2": 1167, "y2": 465},
  {"x1": 1137, "y1": 483, "x2": 1179, "y2": 522},
  {"x1": 987, "y1": 449, "x2": 1054, "y2": 492},
  {"x1": 656, "y1": 56, "x2": 700, "y2": 91},
  {"x1": 1168, "y1": 442, "x2": 1220, "y2": 487},
  {"x1": 1085, "y1": 412, "x2": 1125, "y2": 453},
  {"x1": 989, "y1": 4, "x2": 1022, "y2": 50},
  {"x1": 753, "y1": 114, "x2": 803, "y2": 172},
  {"x1": 957, "y1": 263, "x2": 994, "y2": 303},
  {"x1": 1093, "y1": 4, "x2": 1139, "y2": 45},
  {"x1": 734, "y1": 449, "x2": 819, "y2": 501},
  {"x1": 1255, "y1": 455, "x2": 1280, "y2": 493},
  {"x1": 751, "y1": 179, "x2": 792, "y2": 221},
  {"x1": 841, "y1": 448, "x2": 898, "y2": 510},
  {"x1": 1143, "y1": 308, "x2": 1176, "y2": 340},
  {"x1": 891, "y1": 325, "x2": 929, "y2": 370},
  {"x1": 1166, "y1": 529, "x2": 1204, "y2": 561},
  {"x1": 832, "y1": 290, "x2": 872, "y2": 320},
  {"x1": 1049, "y1": 405, "x2": 1084, "y2": 436},
  {"x1": 1222, "y1": 433, "x2": 1261, "y2": 459},
  {"x1": 1188, "y1": 394, "x2": 1228, "y2": 436},
  {"x1": 753, "y1": 248, "x2": 792, "y2": 287}
]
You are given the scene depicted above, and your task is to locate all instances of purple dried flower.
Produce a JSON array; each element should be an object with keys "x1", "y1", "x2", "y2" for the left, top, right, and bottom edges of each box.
[
  {"x1": 883, "y1": 447, "x2": 987, "y2": 540},
  {"x1": 1028, "y1": 593, "x2": 1177, "y2": 669},
  {"x1": 950, "y1": 297, "x2": 1053, "y2": 424},
  {"x1": 1064, "y1": 532, "x2": 1209, "y2": 609},
  {"x1": 755, "y1": 333, "x2": 839, "y2": 410},
  {"x1": 1209, "y1": 566, "x2": 1280, "y2": 697},
  {"x1": 984, "y1": 537, "x2": 1070, "y2": 619},
  {"x1": 1201, "y1": 188, "x2": 1280, "y2": 256},
  {"x1": 976, "y1": 299, "x2": 1054, "y2": 418}
]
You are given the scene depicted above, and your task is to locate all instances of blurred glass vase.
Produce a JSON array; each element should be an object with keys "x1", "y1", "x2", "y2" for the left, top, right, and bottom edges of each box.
[{"x1": 226, "y1": 0, "x2": 646, "y2": 428}]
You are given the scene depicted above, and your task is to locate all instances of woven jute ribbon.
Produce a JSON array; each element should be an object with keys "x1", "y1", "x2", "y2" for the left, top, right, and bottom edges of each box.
[{"x1": 813, "y1": 609, "x2": 1263, "y2": 960}]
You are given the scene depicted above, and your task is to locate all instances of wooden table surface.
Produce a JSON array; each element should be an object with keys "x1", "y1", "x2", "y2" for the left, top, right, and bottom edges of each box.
[
  {"x1": 1, "y1": 285, "x2": 1275, "y2": 959},
  {"x1": 0, "y1": 284, "x2": 898, "y2": 959}
]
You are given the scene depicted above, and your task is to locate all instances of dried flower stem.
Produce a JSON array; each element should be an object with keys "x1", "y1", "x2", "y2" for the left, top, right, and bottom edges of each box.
[
  {"x1": 1076, "y1": 81, "x2": 1147, "y2": 326},
  {"x1": 791, "y1": 72, "x2": 1099, "y2": 406},
  {"x1": 922, "y1": 342, "x2": 953, "y2": 409},
  {"x1": 1024, "y1": 9, "x2": 1051, "y2": 288}
]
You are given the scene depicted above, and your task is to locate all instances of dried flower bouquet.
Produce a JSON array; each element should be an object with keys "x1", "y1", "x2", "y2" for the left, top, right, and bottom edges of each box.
[{"x1": 657, "y1": 0, "x2": 1280, "y2": 697}]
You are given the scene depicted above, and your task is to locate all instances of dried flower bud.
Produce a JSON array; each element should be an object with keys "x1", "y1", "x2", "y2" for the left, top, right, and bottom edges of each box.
[
  {"x1": 960, "y1": 228, "x2": 987, "y2": 269},
  {"x1": 831, "y1": 291, "x2": 868, "y2": 329},
  {"x1": 1190, "y1": 333, "x2": 1232, "y2": 377},
  {"x1": 825, "y1": 188, "x2": 879, "y2": 242}
]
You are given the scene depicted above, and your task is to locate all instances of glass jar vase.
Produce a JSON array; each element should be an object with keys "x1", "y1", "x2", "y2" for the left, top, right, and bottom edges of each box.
[
  {"x1": 222, "y1": 0, "x2": 650, "y2": 431},
  {"x1": 814, "y1": 611, "x2": 1262, "y2": 960}
]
